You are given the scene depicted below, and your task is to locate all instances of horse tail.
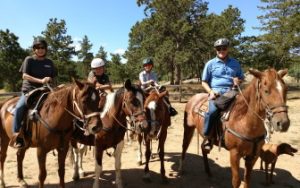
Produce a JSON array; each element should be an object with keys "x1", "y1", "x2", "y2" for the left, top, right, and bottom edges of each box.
[
  {"x1": 181, "y1": 110, "x2": 195, "y2": 160},
  {"x1": 0, "y1": 97, "x2": 13, "y2": 134}
]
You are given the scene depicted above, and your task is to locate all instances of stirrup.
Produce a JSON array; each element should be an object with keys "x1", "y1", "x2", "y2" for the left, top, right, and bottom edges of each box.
[
  {"x1": 202, "y1": 137, "x2": 212, "y2": 151},
  {"x1": 10, "y1": 136, "x2": 25, "y2": 149}
]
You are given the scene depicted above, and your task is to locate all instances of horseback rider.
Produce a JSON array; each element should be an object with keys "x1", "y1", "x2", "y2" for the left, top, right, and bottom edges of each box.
[
  {"x1": 201, "y1": 38, "x2": 244, "y2": 150},
  {"x1": 139, "y1": 57, "x2": 177, "y2": 116},
  {"x1": 88, "y1": 58, "x2": 113, "y2": 110},
  {"x1": 12, "y1": 37, "x2": 57, "y2": 148}
]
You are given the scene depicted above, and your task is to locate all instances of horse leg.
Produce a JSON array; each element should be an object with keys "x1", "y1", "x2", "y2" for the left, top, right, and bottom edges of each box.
[
  {"x1": 143, "y1": 139, "x2": 151, "y2": 182},
  {"x1": 229, "y1": 149, "x2": 241, "y2": 188},
  {"x1": 0, "y1": 135, "x2": 9, "y2": 188},
  {"x1": 37, "y1": 147, "x2": 47, "y2": 188},
  {"x1": 179, "y1": 120, "x2": 195, "y2": 174},
  {"x1": 57, "y1": 147, "x2": 68, "y2": 188},
  {"x1": 78, "y1": 144, "x2": 87, "y2": 178},
  {"x1": 270, "y1": 162, "x2": 275, "y2": 184},
  {"x1": 71, "y1": 144, "x2": 80, "y2": 181},
  {"x1": 114, "y1": 140, "x2": 124, "y2": 188},
  {"x1": 158, "y1": 129, "x2": 168, "y2": 184},
  {"x1": 243, "y1": 156, "x2": 258, "y2": 188},
  {"x1": 201, "y1": 142, "x2": 211, "y2": 176},
  {"x1": 265, "y1": 162, "x2": 270, "y2": 185},
  {"x1": 137, "y1": 134, "x2": 143, "y2": 166},
  {"x1": 16, "y1": 148, "x2": 28, "y2": 188},
  {"x1": 93, "y1": 146, "x2": 103, "y2": 188}
]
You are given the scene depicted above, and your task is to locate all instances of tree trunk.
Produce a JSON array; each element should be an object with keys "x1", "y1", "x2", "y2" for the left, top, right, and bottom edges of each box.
[{"x1": 174, "y1": 64, "x2": 181, "y2": 85}]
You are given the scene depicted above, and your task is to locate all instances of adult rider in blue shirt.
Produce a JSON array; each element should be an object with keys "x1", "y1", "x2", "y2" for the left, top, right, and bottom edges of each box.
[{"x1": 201, "y1": 38, "x2": 244, "y2": 150}]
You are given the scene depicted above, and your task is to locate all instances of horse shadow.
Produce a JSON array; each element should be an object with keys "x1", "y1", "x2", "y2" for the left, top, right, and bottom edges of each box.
[
  {"x1": 21, "y1": 152, "x2": 299, "y2": 188},
  {"x1": 166, "y1": 152, "x2": 300, "y2": 188}
]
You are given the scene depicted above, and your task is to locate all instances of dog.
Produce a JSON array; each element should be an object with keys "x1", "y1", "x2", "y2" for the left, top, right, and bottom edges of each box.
[{"x1": 259, "y1": 143, "x2": 298, "y2": 185}]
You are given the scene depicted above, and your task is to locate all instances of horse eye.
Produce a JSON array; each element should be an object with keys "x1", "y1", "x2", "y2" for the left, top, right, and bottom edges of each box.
[{"x1": 264, "y1": 90, "x2": 269, "y2": 95}]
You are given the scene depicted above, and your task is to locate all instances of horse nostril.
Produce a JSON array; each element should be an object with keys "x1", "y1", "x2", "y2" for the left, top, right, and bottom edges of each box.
[
  {"x1": 92, "y1": 125, "x2": 101, "y2": 133},
  {"x1": 276, "y1": 121, "x2": 282, "y2": 129}
]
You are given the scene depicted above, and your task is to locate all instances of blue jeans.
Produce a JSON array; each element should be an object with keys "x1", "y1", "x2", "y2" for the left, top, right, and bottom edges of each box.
[
  {"x1": 203, "y1": 100, "x2": 219, "y2": 136},
  {"x1": 13, "y1": 94, "x2": 27, "y2": 133}
]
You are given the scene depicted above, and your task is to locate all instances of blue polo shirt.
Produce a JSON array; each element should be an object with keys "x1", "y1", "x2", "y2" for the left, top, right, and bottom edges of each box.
[
  {"x1": 139, "y1": 70, "x2": 158, "y2": 89},
  {"x1": 202, "y1": 57, "x2": 244, "y2": 94}
]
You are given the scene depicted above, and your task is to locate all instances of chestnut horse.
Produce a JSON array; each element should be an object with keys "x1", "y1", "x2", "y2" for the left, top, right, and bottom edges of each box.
[
  {"x1": 131, "y1": 88, "x2": 171, "y2": 183},
  {"x1": 0, "y1": 80, "x2": 102, "y2": 188},
  {"x1": 71, "y1": 80, "x2": 147, "y2": 188},
  {"x1": 180, "y1": 68, "x2": 290, "y2": 188}
]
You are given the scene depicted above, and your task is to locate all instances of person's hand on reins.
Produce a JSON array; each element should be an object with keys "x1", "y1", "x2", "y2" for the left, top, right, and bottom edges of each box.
[
  {"x1": 42, "y1": 77, "x2": 52, "y2": 84},
  {"x1": 208, "y1": 90, "x2": 218, "y2": 100}
]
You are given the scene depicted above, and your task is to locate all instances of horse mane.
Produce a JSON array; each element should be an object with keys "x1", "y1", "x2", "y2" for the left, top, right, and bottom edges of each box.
[
  {"x1": 43, "y1": 84, "x2": 73, "y2": 107},
  {"x1": 232, "y1": 76, "x2": 258, "y2": 119},
  {"x1": 100, "y1": 92, "x2": 116, "y2": 118}
]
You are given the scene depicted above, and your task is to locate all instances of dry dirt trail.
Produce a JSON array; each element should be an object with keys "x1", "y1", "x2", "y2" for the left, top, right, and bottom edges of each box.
[{"x1": 2, "y1": 92, "x2": 300, "y2": 188}]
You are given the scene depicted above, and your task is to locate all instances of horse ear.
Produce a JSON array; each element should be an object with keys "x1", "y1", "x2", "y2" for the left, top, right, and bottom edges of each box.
[
  {"x1": 124, "y1": 79, "x2": 132, "y2": 90},
  {"x1": 74, "y1": 79, "x2": 85, "y2": 90},
  {"x1": 248, "y1": 68, "x2": 262, "y2": 79},
  {"x1": 278, "y1": 69, "x2": 288, "y2": 78}
]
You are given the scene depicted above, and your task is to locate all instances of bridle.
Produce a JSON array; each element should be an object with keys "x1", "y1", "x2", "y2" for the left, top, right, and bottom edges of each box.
[
  {"x1": 121, "y1": 90, "x2": 145, "y2": 131},
  {"x1": 224, "y1": 78, "x2": 288, "y2": 155},
  {"x1": 65, "y1": 87, "x2": 101, "y2": 132}
]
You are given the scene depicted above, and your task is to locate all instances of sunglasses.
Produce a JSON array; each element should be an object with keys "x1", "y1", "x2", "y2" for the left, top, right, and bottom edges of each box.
[
  {"x1": 35, "y1": 46, "x2": 46, "y2": 50},
  {"x1": 216, "y1": 46, "x2": 228, "y2": 51}
]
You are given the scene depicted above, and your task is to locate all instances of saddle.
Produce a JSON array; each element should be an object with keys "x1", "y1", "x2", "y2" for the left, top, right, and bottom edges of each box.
[
  {"x1": 194, "y1": 92, "x2": 236, "y2": 121},
  {"x1": 8, "y1": 87, "x2": 50, "y2": 148},
  {"x1": 193, "y1": 94, "x2": 236, "y2": 150}
]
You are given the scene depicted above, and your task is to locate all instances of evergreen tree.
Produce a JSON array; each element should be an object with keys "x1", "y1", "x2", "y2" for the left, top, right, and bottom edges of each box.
[
  {"x1": 77, "y1": 35, "x2": 93, "y2": 78},
  {"x1": 41, "y1": 18, "x2": 77, "y2": 83},
  {"x1": 0, "y1": 29, "x2": 28, "y2": 91},
  {"x1": 257, "y1": 0, "x2": 300, "y2": 69}
]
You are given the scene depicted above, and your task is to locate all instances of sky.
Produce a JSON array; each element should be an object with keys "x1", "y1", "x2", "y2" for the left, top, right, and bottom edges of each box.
[{"x1": 0, "y1": 0, "x2": 263, "y2": 61}]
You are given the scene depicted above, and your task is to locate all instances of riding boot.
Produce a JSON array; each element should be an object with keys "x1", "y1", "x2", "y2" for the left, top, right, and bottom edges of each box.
[
  {"x1": 202, "y1": 136, "x2": 212, "y2": 152},
  {"x1": 9, "y1": 133, "x2": 25, "y2": 149}
]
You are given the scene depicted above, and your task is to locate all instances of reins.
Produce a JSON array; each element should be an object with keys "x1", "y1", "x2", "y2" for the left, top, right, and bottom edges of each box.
[
  {"x1": 102, "y1": 88, "x2": 145, "y2": 133},
  {"x1": 36, "y1": 83, "x2": 100, "y2": 134},
  {"x1": 223, "y1": 82, "x2": 266, "y2": 156}
]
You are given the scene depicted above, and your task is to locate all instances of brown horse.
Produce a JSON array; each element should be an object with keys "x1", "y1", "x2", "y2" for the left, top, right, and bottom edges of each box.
[
  {"x1": 180, "y1": 68, "x2": 290, "y2": 188},
  {"x1": 131, "y1": 88, "x2": 171, "y2": 183},
  {"x1": 71, "y1": 79, "x2": 147, "y2": 188},
  {"x1": 0, "y1": 80, "x2": 102, "y2": 188}
]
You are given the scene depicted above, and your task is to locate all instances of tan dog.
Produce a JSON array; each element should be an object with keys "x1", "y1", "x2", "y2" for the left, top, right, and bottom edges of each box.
[{"x1": 260, "y1": 143, "x2": 298, "y2": 185}]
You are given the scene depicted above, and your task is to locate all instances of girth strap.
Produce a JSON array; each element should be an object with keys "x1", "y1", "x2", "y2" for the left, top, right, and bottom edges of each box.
[{"x1": 225, "y1": 126, "x2": 265, "y2": 157}]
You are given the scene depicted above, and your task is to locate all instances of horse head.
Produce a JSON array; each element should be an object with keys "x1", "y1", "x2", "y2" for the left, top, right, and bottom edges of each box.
[
  {"x1": 122, "y1": 79, "x2": 147, "y2": 133},
  {"x1": 73, "y1": 79, "x2": 102, "y2": 135},
  {"x1": 249, "y1": 68, "x2": 290, "y2": 132}
]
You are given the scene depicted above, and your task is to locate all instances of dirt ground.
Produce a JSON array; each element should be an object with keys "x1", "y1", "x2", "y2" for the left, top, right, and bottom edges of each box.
[{"x1": 2, "y1": 91, "x2": 300, "y2": 188}]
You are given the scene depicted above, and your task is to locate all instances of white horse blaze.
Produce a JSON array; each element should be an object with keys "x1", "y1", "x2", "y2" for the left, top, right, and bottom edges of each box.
[{"x1": 276, "y1": 80, "x2": 284, "y2": 102}]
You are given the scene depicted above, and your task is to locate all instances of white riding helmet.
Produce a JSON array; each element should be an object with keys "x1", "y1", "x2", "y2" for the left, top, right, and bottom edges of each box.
[{"x1": 91, "y1": 58, "x2": 105, "y2": 68}]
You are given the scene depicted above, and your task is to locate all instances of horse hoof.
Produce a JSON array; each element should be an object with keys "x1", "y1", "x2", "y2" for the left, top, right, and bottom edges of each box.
[
  {"x1": 137, "y1": 161, "x2": 142, "y2": 166},
  {"x1": 79, "y1": 172, "x2": 85, "y2": 178},
  {"x1": 18, "y1": 179, "x2": 28, "y2": 188},
  {"x1": 72, "y1": 175, "x2": 80, "y2": 181},
  {"x1": 151, "y1": 153, "x2": 156, "y2": 159}
]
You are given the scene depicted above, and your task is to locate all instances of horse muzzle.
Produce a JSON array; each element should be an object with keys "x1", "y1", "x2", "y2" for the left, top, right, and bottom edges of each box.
[
  {"x1": 271, "y1": 114, "x2": 290, "y2": 132},
  {"x1": 86, "y1": 121, "x2": 102, "y2": 135}
]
